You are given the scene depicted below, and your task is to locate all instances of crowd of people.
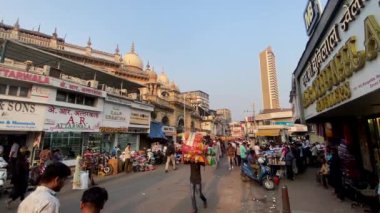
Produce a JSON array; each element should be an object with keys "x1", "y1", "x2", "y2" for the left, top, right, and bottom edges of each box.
[{"x1": 1, "y1": 141, "x2": 109, "y2": 213}]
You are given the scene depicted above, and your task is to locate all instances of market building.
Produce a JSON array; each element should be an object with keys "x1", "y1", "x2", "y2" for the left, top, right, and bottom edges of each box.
[
  {"x1": 291, "y1": 0, "x2": 380, "y2": 181},
  {"x1": 0, "y1": 39, "x2": 153, "y2": 166},
  {"x1": 0, "y1": 20, "x2": 203, "y2": 142}
]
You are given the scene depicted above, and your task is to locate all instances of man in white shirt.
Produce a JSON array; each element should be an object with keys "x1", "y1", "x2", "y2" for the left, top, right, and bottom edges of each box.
[{"x1": 18, "y1": 162, "x2": 71, "y2": 213}]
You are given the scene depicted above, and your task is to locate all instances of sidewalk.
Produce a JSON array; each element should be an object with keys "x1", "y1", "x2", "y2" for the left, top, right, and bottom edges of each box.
[{"x1": 280, "y1": 168, "x2": 365, "y2": 213}]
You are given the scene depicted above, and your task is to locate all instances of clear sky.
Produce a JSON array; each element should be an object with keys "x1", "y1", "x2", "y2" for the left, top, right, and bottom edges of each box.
[{"x1": 0, "y1": 0, "x2": 327, "y2": 121}]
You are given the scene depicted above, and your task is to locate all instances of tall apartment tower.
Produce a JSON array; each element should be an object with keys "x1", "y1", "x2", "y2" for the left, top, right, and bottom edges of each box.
[{"x1": 259, "y1": 46, "x2": 280, "y2": 110}]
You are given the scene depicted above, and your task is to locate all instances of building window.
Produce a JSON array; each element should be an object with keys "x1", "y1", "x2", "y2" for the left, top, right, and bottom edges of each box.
[
  {"x1": 8, "y1": 86, "x2": 18, "y2": 96},
  {"x1": 43, "y1": 132, "x2": 83, "y2": 160},
  {"x1": 56, "y1": 90, "x2": 96, "y2": 106},
  {"x1": 19, "y1": 87, "x2": 29, "y2": 97},
  {"x1": 0, "y1": 84, "x2": 6, "y2": 94}
]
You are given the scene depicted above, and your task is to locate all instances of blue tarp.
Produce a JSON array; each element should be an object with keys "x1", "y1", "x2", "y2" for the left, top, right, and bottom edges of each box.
[{"x1": 149, "y1": 121, "x2": 167, "y2": 139}]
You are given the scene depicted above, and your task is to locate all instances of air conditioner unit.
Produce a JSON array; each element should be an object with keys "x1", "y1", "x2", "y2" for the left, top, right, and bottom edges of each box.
[
  {"x1": 128, "y1": 93, "x2": 137, "y2": 100},
  {"x1": 87, "y1": 80, "x2": 99, "y2": 88},
  {"x1": 42, "y1": 65, "x2": 50, "y2": 76}
]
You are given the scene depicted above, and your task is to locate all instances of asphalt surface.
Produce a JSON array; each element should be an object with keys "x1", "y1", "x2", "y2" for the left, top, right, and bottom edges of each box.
[{"x1": 0, "y1": 157, "x2": 369, "y2": 213}]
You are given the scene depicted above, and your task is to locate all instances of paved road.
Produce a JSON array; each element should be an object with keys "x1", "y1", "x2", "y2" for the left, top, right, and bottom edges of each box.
[{"x1": 1, "y1": 158, "x2": 368, "y2": 213}]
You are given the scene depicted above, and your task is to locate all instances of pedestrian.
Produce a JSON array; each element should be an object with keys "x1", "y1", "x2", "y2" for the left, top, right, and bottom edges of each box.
[
  {"x1": 226, "y1": 143, "x2": 236, "y2": 170},
  {"x1": 80, "y1": 187, "x2": 108, "y2": 213},
  {"x1": 236, "y1": 143, "x2": 241, "y2": 166},
  {"x1": 319, "y1": 159, "x2": 329, "y2": 188},
  {"x1": 311, "y1": 143, "x2": 318, "y2": 167},
  {"x1": 17, "y1": 162, "x2": 71, "y2": 213},
  {"x1": 9, "y1": 141, "x2": 19, "y2": 183},
  {"x1": 52, "y1": 149, "x2": 63, "y2": 162},
  {"x1": 190, "y1": 163, "x2": 207, "y2": 213},
  {"x1": 124, "y1": 143, "x2": 132, "y2": 173},
  {"x1": 6, "y1": 147, "x2": 30, "y2": 208},
  {"x1": 165, "y1": 142, "x2": 176, "y2": 173},
  {"x1": 83, "y1": 148, "x2": 96, "y2": 186},
  {"x1": 240, "y1": 142, "x2": 248, "y2": 164},
  {"x1": 39, "y1": 144, "x2": 53, "y2": 167},
  {"x1": 329, "y1": 148, "x2": 344, "y2": 200},
  {"x1": 284, "y1": 146, "x2": 295, "y2": 180},
  {"x1": 111, "y1": 145, "x2": 120, "y2": 157}
]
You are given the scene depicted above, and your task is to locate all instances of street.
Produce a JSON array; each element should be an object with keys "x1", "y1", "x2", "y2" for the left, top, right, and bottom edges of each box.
[{"x1": 0, "y1": 157, "x2": 367, "y2": 213}]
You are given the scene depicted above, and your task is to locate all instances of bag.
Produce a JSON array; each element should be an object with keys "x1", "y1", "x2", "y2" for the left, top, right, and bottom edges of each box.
[{"x1": 80, "y1": 171, "x2": 89, "y2": 190}]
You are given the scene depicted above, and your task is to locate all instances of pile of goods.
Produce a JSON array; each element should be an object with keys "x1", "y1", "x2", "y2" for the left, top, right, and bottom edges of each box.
[
  {"x1": 131, "y1": 151, "x2": 155, "y2": 172},
  {"x1": 181, "y1": 132, "x2": 207, "y2": 165},
  {"x1": 206, "y1": 146, "x2": 217, "y2": 166}
]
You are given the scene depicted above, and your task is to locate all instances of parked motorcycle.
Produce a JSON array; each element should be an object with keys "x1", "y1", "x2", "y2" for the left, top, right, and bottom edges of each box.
[
  {"x1": 240, "y1": 157, "x2": 276, "y2": 190},
  {"x1": 0, "y1": 157, "x2": 8, "y2": 196}
]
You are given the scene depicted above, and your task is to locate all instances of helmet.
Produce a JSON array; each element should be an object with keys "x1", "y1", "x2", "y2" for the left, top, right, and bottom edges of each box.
[{"x1": 258, "y1": 157, "x2": 265, "y2": 164}]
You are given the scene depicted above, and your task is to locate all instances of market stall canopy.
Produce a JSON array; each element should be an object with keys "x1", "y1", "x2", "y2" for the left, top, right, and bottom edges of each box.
[
  {"x1": 288, "y1": 124, "x2": 308, "y2": 135},
  {"x1": 255, "y1": 129, "x2": 281, "y2": 137},
  {"x1": 149, "y1": 122, "x2": 166, "y2": 139}
]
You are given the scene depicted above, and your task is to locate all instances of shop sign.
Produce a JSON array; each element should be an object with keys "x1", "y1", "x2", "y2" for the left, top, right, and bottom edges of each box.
[
  {"x1": 99, "y1": 127, "x2": 128, "y2": 133},
  {"x1": 0, "y1": 67, "x2": 50, "y2": 84},
  {"x1": 101, "y1": 102, "x2": 130, "y2": 130},
  {"x1": 44, "y1": 105, "x2": 101, "y2": 132},
  {"x1": 56, "y1": 80, "x2": 104, "y2": 97},
  {"x1": 304, "y1": 0, "x2": 322, "y2": 36},
  {"x1": 129, "y1": 110, "x2": 150, "y2": 126},
  {"x1": 0, "y1": 100, "x2": 45, "y2": 131},
  {"x1": 162, "y1": 126, "x2": 176, "y2": 136},
  {"x1": 300, "y1": 0, "x2": 380, "y2": 119}
]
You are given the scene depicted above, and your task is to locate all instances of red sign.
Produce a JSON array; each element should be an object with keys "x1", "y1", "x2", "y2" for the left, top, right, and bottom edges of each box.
[{"x1": 0, "y1": 67, "x2": 50, "y2": 84}]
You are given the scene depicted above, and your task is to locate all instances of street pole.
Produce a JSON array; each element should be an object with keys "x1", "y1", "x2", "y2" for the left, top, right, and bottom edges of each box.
[{"x1": 183, "y1": 94, "x2": 186, "y2": 132}]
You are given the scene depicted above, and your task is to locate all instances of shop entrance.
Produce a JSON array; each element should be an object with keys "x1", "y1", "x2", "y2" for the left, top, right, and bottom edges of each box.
[{"x1": 0, "y1": 133, "x2": 27, "y2": 162}]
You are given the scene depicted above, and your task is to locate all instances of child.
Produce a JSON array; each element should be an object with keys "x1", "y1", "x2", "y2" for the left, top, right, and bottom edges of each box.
[{"x1": 319, "y1": 159, "x2": 329, "y2": 188}]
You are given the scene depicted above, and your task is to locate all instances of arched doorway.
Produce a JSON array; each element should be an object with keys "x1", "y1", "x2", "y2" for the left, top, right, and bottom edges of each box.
[
  {"x1": 162, "y1": 116, "x2": 169, "y2": 126},
  {"x1": 177, "y1": 118, "x2": 184, "y2": 133}
]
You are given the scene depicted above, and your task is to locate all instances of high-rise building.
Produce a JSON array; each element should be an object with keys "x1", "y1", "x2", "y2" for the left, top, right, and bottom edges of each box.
[{"x1": 259, "y1": 46, "x2": 280, "y2": 110}]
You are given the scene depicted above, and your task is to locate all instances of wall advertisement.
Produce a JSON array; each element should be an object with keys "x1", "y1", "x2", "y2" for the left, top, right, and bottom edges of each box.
[
  {"x1": 100, "y1": 102, "x2": 130, "y2": 133},
  {"x1": 0, "y1": 100, "x2": 45, "y2": 131},
  {"x1": 44, "y1": 105, "x2": 101, "y2": 132},
  {"x1": 300, "y1": 0, "x2": 380, "y2": 119}
]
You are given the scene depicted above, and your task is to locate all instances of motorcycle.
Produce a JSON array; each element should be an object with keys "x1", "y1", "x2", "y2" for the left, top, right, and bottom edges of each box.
[
  {"x1": 0, "y1": 157, "x2": 8, "y2": 195},
  {"x1": 240, "y1": 157, "x2": 276, "y2": 190},
  {"x1": 175, "y1": 152, "x2": 182, "y2": 165}
]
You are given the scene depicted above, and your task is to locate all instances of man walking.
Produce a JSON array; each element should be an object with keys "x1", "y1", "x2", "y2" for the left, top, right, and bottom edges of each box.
[
  {"x1": 240, "y1": 142, "x2": 248, "y2": 164},
  {"x1": 165, "y1": 142, "x2": 176, "y2": 173},
  {"x1": 190, "y1": 163, "x2": 207, "y2": 213},
  {"x1": 18, "y1": 162, "x2": 71, "y2": 213},
  {"x1": 124, "y1": 143, "x2": 132, "y2": 173},
  {"x1": 226, "y1": 143, "x2": 236, "y2": 170}
]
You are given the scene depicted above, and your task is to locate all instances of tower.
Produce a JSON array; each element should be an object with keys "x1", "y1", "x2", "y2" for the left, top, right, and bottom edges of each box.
[{"x1": 259, "y1": 46, "x2": 280, "y2": 110}]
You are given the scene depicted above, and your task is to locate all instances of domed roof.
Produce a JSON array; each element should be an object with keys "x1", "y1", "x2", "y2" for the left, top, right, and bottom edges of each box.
[
  {"x1": 158, "y1": 71, "x2": 169, "y2": 85},
  {"x1": 170, "y1": 81, "x2": 179, "y2": 91},
  {"x1": 123, "y1": 42, "x2": 143, "y2": 71}
]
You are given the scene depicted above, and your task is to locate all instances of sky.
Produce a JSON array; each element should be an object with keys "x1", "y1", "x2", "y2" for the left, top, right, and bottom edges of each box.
[{"x1": 0, "y1": 0, "x2": 327, "y2": 121}]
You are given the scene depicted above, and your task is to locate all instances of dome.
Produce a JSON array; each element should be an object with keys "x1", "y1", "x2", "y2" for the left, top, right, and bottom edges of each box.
[
  {"x1": 158, "y1": 71, "x2": 169, "y2": 85},
  {"x1": 148, "y1": 69, "x2": 158, "y2": 82},
  {"x1": 170, "y1": 81, "x2": 179, "y2": 91},
  {"x1": 123, "y1": 42, "x2": 143, "y2": 71}
]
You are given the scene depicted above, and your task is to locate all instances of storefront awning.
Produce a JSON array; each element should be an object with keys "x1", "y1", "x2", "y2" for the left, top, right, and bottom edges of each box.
[
  {"x1": 255, "y1": 129, "x2": 281, "y2": 137},
  {"x1": 149, "y1": 122, "x2": 166, "y2": 139}
]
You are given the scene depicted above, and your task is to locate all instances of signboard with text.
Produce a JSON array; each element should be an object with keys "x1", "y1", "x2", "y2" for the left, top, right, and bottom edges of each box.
[
  {"x1": 300, "y1": 0, "x2": 380, "y2": 119},
  {"x1": 100, "y1": 102, "x2": 130, "y2": 133},
  {"x1": 44, "y1": 105, "x2": 101, "y2": 132},
  {"x1": 0, "y1": 100, "x2": 45, "y2": 131},
  {"x1": 129, "y1": 110, "x2": 150, "y2": 126},
  {"x1": 304, "y1": 0, "x2": 322, "y2": 36}
]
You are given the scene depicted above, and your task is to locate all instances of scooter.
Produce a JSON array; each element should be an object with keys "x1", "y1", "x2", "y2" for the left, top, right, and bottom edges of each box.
[
  {"x1": 0, "y1": 157, "x2": 8, "y2": 195},
  {"x1": 240, "y1": 157, "x2": 276, "y2": 190}
]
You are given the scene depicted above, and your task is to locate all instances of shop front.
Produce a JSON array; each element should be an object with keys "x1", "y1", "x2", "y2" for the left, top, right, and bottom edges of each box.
[
  {"x1": 294, "y1": 0, "x2": 380, "y2": 181},
  {"x1": 162, "y1": 126, "x2": 176, "y2": 143},
  {"x1": 0, "y1": 99, "x2": 46, "y2": 162},
  {"x1": 42, "y1": 105, "x2": 102, "y2": 166}
]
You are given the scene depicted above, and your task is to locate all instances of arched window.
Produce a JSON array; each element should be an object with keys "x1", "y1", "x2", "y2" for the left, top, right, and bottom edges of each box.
[{"x1": 162, "y1": 116, "x2": 169, "y2": 126}]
